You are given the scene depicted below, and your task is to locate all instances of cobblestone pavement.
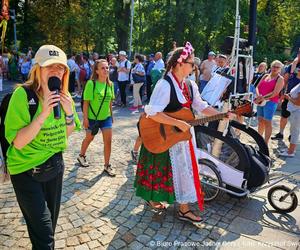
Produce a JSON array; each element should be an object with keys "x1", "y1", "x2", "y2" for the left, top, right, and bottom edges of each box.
[{"x1": 0, "y1": 81, "x2": 299, "y2": 249}]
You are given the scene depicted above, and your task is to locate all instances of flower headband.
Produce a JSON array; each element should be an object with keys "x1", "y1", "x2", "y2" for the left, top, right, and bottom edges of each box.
[{"x1": 177, "y1": 42, "x2": 194, "y2": 63}]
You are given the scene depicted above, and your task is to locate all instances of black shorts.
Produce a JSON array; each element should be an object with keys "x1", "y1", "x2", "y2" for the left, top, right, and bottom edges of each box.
[{"x1": 281, "y1": 99, "x2": 290, "y2": 118}]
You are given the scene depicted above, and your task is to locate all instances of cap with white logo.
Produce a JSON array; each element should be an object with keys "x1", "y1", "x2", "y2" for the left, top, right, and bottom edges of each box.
[{"x1": 34, "y1": 45, "x2": 68, "y2": 68}]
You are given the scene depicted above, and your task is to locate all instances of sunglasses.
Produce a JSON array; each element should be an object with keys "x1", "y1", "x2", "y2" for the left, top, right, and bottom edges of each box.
[
  {"x1": 272, "y1": 65, "x2": 281, "y2": 69},
  {"x1": 185, "y1": 61, "x2": 195, "y2": 68}
]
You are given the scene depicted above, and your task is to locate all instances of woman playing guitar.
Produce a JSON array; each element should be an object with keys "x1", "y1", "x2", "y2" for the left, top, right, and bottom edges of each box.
[{"x1": 134, "y1": 42, "x2": 234, "y2": 224}]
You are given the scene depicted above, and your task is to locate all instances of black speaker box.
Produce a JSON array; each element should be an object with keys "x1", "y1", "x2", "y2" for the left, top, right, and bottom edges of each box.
[{"x1": 221, "y1": 36, "x2": 249, "y2": 54}]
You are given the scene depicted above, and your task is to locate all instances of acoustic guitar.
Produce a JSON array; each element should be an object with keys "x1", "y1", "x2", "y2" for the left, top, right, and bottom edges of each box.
[{"x1": 139, "y1": 102, "x2": 252, "y2": 154}]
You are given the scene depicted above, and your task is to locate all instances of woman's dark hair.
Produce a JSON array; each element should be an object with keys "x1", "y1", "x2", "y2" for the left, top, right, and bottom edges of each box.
[
  {"x1": 135, "y1": 54, "x2": 144, "y2": 63},
  {"x1": 165, "y1": 47, "x2": 194, "y2": 75}
]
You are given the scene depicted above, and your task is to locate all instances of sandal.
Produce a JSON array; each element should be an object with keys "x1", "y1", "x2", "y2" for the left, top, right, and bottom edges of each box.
[
  {"x1": 178, "y1": 210, "x2": 203, "y2": 224},
  {"x1": 145, "y1": 201, "x2": 166, "y2": 211}
]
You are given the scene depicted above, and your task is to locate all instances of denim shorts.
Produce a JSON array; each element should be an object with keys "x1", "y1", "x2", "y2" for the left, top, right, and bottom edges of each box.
[
  {"x1": 87, "y1": 117, "x2": 112, "y2": 135},
  {"x1": 257, "y1": 101, "x2": 278, "y2": 121}
]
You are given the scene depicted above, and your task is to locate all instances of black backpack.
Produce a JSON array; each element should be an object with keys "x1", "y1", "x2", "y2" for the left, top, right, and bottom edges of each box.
[{"x1": 0, "y1": 86, "x2": 39, "y2": 163}]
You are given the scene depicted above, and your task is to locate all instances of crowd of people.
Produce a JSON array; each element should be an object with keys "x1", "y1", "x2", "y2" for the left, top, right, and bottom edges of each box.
[{"x1": 1, "y1": 41, "x2": 300, "y2": 249}]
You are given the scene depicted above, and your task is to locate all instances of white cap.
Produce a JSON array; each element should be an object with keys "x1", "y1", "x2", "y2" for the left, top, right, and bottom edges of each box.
[
  {"x1": 119, "y1": 50, "x2": 127, "y2": 56},
  {"x1": 34, "y1": 45, "x2": 68, "y2": 68}
]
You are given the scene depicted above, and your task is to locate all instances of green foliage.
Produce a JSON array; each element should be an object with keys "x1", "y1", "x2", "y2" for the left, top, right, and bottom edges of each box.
[{"x1": 4, "y1": 0, "x2": 300, "y2": 62}]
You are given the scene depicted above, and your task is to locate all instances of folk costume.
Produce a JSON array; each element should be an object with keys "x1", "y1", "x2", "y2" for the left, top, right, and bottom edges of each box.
[{"x1": 134, "y1": 69, "x2": 209, "y2": 210}]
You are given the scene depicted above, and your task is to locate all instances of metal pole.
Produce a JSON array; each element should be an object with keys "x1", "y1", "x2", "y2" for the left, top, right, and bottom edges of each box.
[
  {"x1": 10, "y1": 9, "x2": 17, "y2": 52},
  {"x1": 128, "y1": 0, "x2": 134, "y2": 59}
]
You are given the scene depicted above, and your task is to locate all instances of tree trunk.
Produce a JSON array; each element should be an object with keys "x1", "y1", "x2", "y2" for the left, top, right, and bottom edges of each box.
[
  {"x1": 65, "y1": 0, "x2": 72, "y2": 54},
  {"x1": 114, "y1": 0, "x2": 131, "y2": 51}
]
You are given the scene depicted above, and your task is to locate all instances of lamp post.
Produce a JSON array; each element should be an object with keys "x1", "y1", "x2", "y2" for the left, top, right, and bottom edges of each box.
[{"x1": 10, "y1": 9, "x2": 17, "y2": 52}]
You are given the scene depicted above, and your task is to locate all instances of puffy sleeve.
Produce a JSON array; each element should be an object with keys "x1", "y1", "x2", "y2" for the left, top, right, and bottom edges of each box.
[
  {"x1": 190, "y1": 80, "x2": 209, "y2": 113},
  {"x1": 144, "y1": 79, "x2": 170, "y2": 116}
]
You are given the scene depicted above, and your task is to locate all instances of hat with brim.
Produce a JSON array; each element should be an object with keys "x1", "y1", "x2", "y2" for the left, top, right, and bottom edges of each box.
[
  {"x1": 34, "y1": 45, "x2": 68, "y2": 68},
  {"x1": 119, "y1": 50, "x2": 127, "y2": 56}
]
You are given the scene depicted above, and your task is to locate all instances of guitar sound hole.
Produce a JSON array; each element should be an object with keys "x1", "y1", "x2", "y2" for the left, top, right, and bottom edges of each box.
[{"x1": 173, "y1": 126, "x2": 181, "y2": 133}]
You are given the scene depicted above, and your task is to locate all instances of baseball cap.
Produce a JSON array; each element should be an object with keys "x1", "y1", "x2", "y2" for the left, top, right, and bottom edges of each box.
[
  {"x1": 34, "y1": 45, "x2": 68, "y2": 68},
  {"x1": 149, "y1": 53, "x2": 155, "y2": 58},
  {"x1": 208, "y1": 51, "x2": 216, "y2": 56},
  {"x1": 218, "y1": 54, "x2": 227, "y2": 59},
  {"x1": 119, "y1": 50, "x2": 127, "y2": 56}
]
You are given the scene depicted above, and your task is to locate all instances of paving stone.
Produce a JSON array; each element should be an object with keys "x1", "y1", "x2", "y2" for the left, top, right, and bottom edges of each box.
[
  {"x1": 56, "y1": 239, "x2": 66, "y2": 249},
  {"x1": 110, "y1": 239, "x2": 127, "y2": 249},
  {"x1": 87, "y1": 240, "x2": 102, "y2": 249},
  {"x1": 122, "y1": 232, "x2": 135, "y2": 244},
  {"x1": 88, "y1": 229, "x2": 103, "y2": 240},
  {"x1": 136, "y1": 234, "x2": 151, "y2": 244},
  {"x1": 144, "y1": 228, "x2": 156, "y2": 237},
  {"x1": 74, "y1": 244, "x2": 89, "y2": 250},
  {"x1": 66, "y1": 236, "x2": 79, "y2": 246},
  {"x1": 78, "y1": 233, "x2": 91, "y2": 244},
  {"x1": 129, "y1": 241, "x2": 145, "y2": 250}
]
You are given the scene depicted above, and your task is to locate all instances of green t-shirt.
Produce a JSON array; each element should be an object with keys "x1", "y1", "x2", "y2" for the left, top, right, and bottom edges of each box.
[
  {"x1": 83, "y1": 80, "x2": 114, "y2": 120},
  {"x1": 5, "y1": 87, "x2": 81, "y2": 175}
]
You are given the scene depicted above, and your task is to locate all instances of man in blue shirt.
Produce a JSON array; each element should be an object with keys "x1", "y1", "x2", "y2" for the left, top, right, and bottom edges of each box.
[{"x1": 145, "y1": 54, "x2": 155, "y2": 101}]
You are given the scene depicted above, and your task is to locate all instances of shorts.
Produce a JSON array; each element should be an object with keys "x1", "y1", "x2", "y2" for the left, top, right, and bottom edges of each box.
[
  {"x1": 256, "y1": 101, "x2": 278, "y2": 121},
  {"x1": 281, "y1": 99, "x2": 290, "y2": 118},
  {"x1": 87, "y1": 117, "x2": 112, "y2": 135}
]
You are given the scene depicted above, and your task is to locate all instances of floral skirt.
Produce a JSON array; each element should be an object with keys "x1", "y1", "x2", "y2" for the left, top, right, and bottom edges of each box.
[{"x1": 134, "y1": 145, "x2": 175, "y2": 204}]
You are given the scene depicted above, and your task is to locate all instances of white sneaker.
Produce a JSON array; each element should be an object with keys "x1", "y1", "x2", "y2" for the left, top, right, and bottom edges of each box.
[
  {"x1": 77, "y1": 155, "x2": 89, "y2": 167},
  {"x1": 278, "y1": 150, "x2": 295, "y2": 157},
  {"x1": 104, "y1": 164, "x2": 116, "y2": 176}
]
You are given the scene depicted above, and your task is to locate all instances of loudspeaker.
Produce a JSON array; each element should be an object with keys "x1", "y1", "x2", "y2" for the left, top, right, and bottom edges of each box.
[{"x1": 220, "y1": 36, "x2": 249, "y2": 54}]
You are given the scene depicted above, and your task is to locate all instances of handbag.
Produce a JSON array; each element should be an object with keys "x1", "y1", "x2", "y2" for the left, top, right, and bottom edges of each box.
[{"x1": 132, "y1": 73, "x2": 146, "y2": 83}]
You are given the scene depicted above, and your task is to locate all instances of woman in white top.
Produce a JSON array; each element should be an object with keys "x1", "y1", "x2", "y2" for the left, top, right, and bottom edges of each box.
[
  {"x1": 134, "y1": 42, "x2": 230, "y2": 224},
  {"x1": 129, "y1": 54, "x2": 146, "y2": 112}
]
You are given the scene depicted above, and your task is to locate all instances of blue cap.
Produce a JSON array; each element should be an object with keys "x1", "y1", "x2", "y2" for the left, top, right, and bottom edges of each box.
[{"x1": 149, "y1": 53, "x2": 155, "y2": 58}]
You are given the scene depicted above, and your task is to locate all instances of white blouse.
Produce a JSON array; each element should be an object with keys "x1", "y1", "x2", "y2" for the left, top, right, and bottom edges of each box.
[{"x1": 145, "y1": 72, "x2": 209, "y2": 116}]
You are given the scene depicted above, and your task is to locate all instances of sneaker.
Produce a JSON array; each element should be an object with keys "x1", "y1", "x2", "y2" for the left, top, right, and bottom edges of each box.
[
  {"x1": 271, "y1": 132, "x2": 283, "y2": 140},
  {"x1": 131, "y1": 150, "x2": 139, "y2": 163},
  {"x1": 104, "y1": 164, "x2": 116, "y2": 176},
  {"x1": 129, "y1": 106, "x2": 138, "y2": 111},
  {"x1": 278, "y1": 150, "x2": 295, "y2": 157},
  {"x1": 77, "y1": 155, "x2": 89, "y2": 167}
]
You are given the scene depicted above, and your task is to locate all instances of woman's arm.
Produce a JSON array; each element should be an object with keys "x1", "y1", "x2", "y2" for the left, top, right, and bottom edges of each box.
[
  {"x1": 288, "y1": 93, "x2": 300, "y2": 106},
  {"x1": 263, "y1": 77, "x2": 284, "y2": 99},
  {"x1": 148, "y1": 112, "x2": 191, "y2": 132},
  {"x1": 82, "y1": 100, "x2": 89, "y2": 129},
  {"x1": 13, "y1": 91, "x2": 60, "y2": 149}
]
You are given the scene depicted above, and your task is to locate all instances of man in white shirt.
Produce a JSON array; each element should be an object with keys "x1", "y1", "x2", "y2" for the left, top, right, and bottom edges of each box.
[
  {"x1": 153, "y1": 52, "x2": 165, "y2": 71},
  {"x1": 117, "y1": 51, "x2": 131, "y2": 107}
]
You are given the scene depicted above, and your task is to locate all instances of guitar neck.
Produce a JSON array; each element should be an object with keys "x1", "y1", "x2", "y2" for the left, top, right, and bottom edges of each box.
[{"x1": 188, "y1": 113, "x2": 227, "y2": 126}]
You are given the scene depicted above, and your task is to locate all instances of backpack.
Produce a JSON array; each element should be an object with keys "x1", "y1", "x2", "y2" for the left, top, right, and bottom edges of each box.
[
  {"x1": 85, "y1": 61, "x2": 92, "y2": 81},
  {"x1": 243, "y1": 144, "x2": 270, "y2": 189},
  {"x1": 0, "y1": 86, "x2": 39, "y2": 177},
  {"x1": 79, "y1": 65, "x2": 87, "y2": 82}
]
